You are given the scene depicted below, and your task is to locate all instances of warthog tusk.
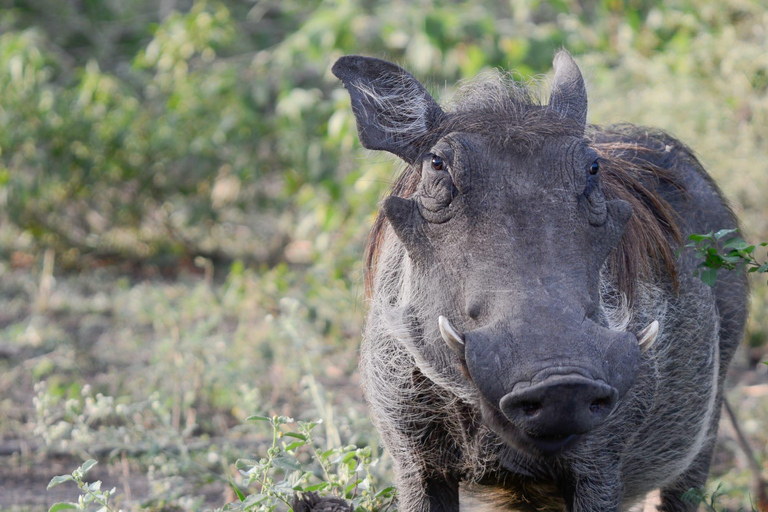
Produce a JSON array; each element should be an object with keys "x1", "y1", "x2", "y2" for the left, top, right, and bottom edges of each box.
[
  {"x1": 438, "y1": 316, "x2": 465, "y2": 354},
  {"x1": 637, "y1": 320, "x2": 659, "y2": 352}
]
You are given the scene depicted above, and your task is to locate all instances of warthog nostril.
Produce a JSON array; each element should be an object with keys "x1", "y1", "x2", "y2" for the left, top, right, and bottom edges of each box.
[
  {"x1": 521, "y1": 402, "x2": 542, "y2": 417},
  {"x1": 589, "y1": 397, "x2": 612, "y2": 413},
  {"x1": 500, "y1": 376, "x2": 619, "y2": 438}
]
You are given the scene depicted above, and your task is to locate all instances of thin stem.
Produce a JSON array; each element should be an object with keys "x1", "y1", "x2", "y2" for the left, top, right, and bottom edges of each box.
[
  {"x1": 723, "y1": 398, "x2": 768, "y2": 512},
  {"x1": 76, "y1": 480, "x2": 114, "y2": 512},
  {"x1": 259, "y1": 419, "x2": 280, "y2": 491},
  {"x1": 308, "y1": 430, "x2": 333, "y2": 486}
]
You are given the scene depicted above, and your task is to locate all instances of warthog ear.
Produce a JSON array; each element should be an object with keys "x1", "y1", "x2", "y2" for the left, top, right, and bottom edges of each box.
[
  {"x1": 332, "y1": 56, "x2": 444, "y2": 164},
  {"x1": 549, "y1": 51, "x2": 587, "y2": 132}
]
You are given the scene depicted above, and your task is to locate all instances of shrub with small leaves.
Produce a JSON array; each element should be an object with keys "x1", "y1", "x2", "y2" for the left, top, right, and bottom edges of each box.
[
  {"x1": 681, "y1": 484, "x2": 760, "y2": 512},
  {"x1": 686, "y1": 229, "x2": 768, "y2": 286},
  {"x1": 222, "y1": 415, "x2": 395, "y2": 512},
  {"x1": 47, "y1": 459, "x2": 120, "y2": 512}
]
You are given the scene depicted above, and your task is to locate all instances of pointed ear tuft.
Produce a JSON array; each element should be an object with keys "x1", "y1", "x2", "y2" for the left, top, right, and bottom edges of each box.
[
  {"x1": 332, "y1": 56, "x2": 444, "y2": 164},
  {"x1": 549, "y1": 51, "x2": 587, "y2": 131}
]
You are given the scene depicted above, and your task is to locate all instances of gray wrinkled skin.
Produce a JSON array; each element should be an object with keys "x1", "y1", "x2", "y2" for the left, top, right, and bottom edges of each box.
[{"x1": 332, "y1": 52, "x2": 749, "y2": 512}]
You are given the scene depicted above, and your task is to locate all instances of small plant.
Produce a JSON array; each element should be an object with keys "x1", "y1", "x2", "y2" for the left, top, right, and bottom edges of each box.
[
  {"x1": 223, "y1": 415, "x2": 396, "y2": 512},
  {"x1": 47, "y1": 459, "x2": 120, "y2": 512},
  {"x1": 686, "y1": 229, "x2": 768, "y2": 286},
  {"x1": 681, "y1": 484, "x2": 761, "y2": 512}
]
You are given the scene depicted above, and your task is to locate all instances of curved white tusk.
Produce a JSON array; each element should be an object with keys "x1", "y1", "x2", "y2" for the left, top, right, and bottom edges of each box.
[
  {"x1": 438, "y1": 315, "x2": 465, "y2": 354},
  {"x1": 637, "y1": 320, "x2": 660, "y2": 352}
]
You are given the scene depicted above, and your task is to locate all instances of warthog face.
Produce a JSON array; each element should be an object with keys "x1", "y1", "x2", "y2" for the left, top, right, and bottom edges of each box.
[{"x1": 333, "y1": 53, "x2": 659, "y2": 455}]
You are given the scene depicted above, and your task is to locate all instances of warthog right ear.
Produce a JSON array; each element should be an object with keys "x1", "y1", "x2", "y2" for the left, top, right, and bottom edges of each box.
[
  {"x1": 332, "y1": 56, "x2": 444, "y2": 164},
  {"x1": 549, "y1": 51, "x2": 587, "y2": 132}
]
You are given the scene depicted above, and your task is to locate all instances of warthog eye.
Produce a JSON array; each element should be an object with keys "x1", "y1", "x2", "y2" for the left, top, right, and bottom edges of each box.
[
  {"x1": 583, "y1": 158, "x2": 607, "y2": 226},
  {"x1": 431, "y1": 155, "x2": 445, "y2": 171},
  {"x1": 418, "y1": 152, "x2": 456, "y2": 223}
]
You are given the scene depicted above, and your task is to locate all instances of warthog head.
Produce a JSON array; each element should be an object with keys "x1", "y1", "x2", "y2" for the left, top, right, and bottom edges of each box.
[{"x1": 333, "y1": 52, "x2": 659, "y2": 455}]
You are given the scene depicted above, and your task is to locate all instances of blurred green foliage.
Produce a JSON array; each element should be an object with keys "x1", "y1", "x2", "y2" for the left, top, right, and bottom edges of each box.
[{"x1": 2, "y1": 0, "x2": 765, "y2": 270}]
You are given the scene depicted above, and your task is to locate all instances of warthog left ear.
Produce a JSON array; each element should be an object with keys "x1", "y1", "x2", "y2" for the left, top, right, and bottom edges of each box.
[
  {"x1": 549, "y1": 51, "x2": 587, "y2": 132},
  {"x1": 332, "y1": 56, "x2": 444, "y2": 164}
]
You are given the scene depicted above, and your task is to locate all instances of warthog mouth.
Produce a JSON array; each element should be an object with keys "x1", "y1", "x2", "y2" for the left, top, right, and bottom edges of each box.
[
  {"x1": 519, "y1": 432, "x2": 580, "y2": 455},
  {"x1": 479, "y1": 396, "x2": 581, "y2": 457}
]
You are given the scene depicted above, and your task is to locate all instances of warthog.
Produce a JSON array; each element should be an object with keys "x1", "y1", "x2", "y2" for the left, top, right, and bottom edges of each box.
[{"x1": 332, "y1": 52, "x2": 748, "y2": 512}]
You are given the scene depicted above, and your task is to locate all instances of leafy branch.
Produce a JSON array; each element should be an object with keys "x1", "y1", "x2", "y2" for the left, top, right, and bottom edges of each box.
[
  {"x1": 47, "y1": 459, "x2": 120, "y2": 512},
  {"x1": 687, "y1": 231, "x2": 768, "y2": 511},
  {"x1": 686, "y1": 229, "x2": 768, "y2": 286},
  {"x1": 225, "y1": 414, "x2": 396, "y2": 512}
]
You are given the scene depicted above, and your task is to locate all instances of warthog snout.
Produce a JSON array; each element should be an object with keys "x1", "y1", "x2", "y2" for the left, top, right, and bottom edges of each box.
[
  {"x1": 446, "y1": 313, "x2": 641, "y2": 453},
  {"x1": 500, "y1": 375, "x2": 618, "y2": 449}
]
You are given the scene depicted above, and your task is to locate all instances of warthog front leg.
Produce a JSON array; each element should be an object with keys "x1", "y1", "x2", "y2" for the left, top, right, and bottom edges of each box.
[
  {"x1": 563, "y1": 460, "x2": 622, "y2": 512},
  {"x1": 391, "y1": 462, "x2": 460, "y2": 512},
  {"x1": 425, "y1": 474, "x2": 460, "y2": 512},
  {"x1": 657, "y1": 436, "x2": 717, "y2": 512}
]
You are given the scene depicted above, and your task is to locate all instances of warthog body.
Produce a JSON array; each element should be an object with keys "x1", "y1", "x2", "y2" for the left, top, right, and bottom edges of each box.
[{"x1": 332, "y1": 52, "x2": 748, "y2": 512}]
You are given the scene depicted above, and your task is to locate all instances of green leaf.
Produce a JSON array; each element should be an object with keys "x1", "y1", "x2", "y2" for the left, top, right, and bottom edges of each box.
[
  {"x1": 273, "y1": 453, "x2": 302, "y2": 471},
  {"x1": 274, "y1": 471, "x2": 306, "y2": 492},
  {"x1": 228, "y1": 478, "x2": 246, "y2": 502},
  {"x1": 235, "y1": 458, "x2": 259, "y2": 470},
  {"x1": 304, "y1": 482, "x2": 330, "y2": 492},
  {"x1": 375, "y1": 486, "x2": 396, "y2": 497},
  {"x1": 344, "y1": 478, "x2": 363, "y2": 497},
  {"x1": 246, "y1": 414, "x2": 272, "y2": 422},
  {"x1": 80, "y1": 459, "x2": 98, "y2": 475},
  {"x1": 48, "y1": 503, "x2": 78, "y2": 512},
  {"x1": 283, "y1": 432, "x2": 307, "y2": 441},
  {"x1": 721, "y1": 254, "x2": 743, "y2": 264},
  {"x1": 47, "y1": 475, "x2": 74, "y2": 489},
  {"x1": 320, "y1": 448, "x2": 336, "y2": 461},
  {"x1": 287, "y1": 470, "x2": 306, "y2": 490},
  {"x1": 688, "y1": 232, "x2": 712, "y2": 243},
  {"x1": 700, "y1": 268, "x2": 718, "y2": 287},
  {"x1": 298, "y1": 420, "x2": 320, "y2": 430},
  {"x1": 242, "y1": 493, "x2": 268, "y2": 507},
  {"x1": 723, "y1": 238, "x2": 748, "y2": 250},
  {"x1": 714, "y1": 228, "x2": 737, "y2": 239},
  {"x1": 283, "y1": 440, "x2": 306, "y2": 451}
]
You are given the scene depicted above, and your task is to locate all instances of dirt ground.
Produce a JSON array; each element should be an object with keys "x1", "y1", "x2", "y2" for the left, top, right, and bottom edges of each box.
[
  {"x1": 0, "y1": 453, "x2": 236, "y2": 510},
  {"x1": 1, "y1": 371, "x2": 766, "y2": 511}
]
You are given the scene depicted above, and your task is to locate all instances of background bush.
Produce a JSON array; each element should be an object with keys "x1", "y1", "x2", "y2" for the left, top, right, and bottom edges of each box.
[{"x1": 3, "y1": 0, "x2": 765, "y2": 269}]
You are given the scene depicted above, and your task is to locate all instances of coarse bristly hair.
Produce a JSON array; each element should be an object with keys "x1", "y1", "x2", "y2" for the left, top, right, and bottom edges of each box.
[
  {"x1": 351, "y1": 63, "x2": 747, "y2": 512},
  {"x1": 363, "y1": 72, "x2": 685, "y2": 306}
]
